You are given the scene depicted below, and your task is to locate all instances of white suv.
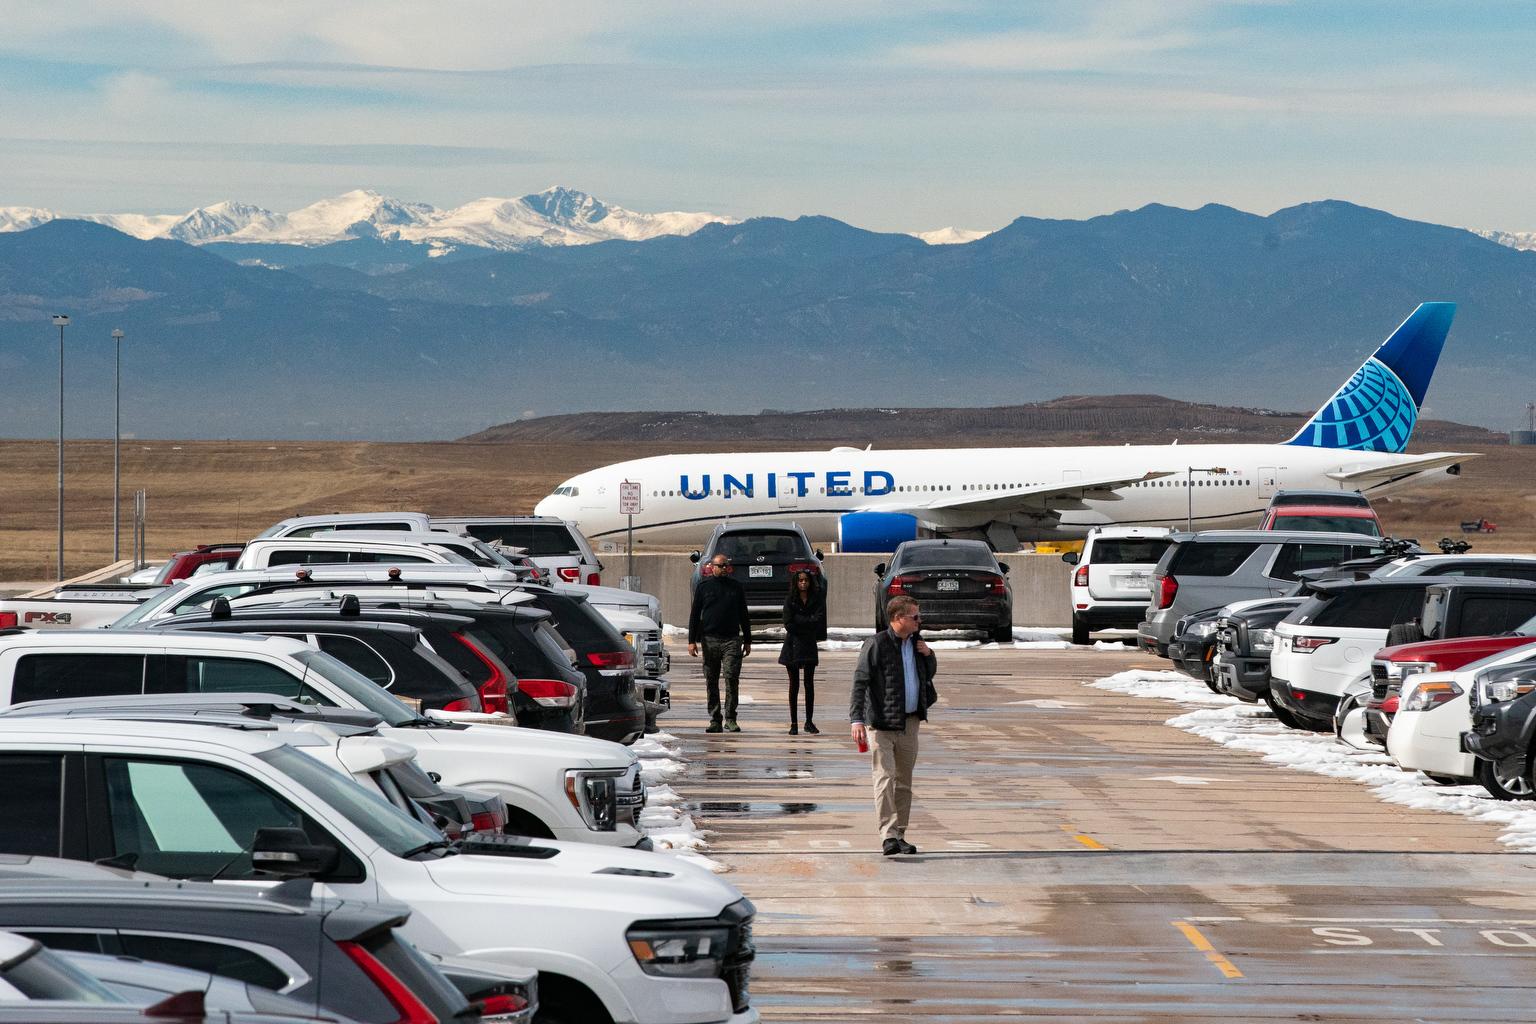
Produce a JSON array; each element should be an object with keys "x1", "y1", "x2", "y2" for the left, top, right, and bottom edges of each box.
[
  {"x1": 435, "y1": 517, "x2": 605, "y2": 586},
  {"x1": 0, "y1": 717, "x2": 757, "y2": 1024},
  {"x1": 0, "y1": 631, "x2": 649, "y2": 848},
  {"x1": 1062, "y1": 527, "x2": 1172, "y2": 645}
]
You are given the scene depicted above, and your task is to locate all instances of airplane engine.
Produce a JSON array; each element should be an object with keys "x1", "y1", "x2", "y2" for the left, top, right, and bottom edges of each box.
[{"x1": 837, "y1": 512, "x2": 919, "y2": 553}]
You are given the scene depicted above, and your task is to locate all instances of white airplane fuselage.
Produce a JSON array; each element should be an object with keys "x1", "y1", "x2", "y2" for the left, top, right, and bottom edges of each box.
[{"x1": 533, "y1": 442, "x2": 1455, "y2": 546}]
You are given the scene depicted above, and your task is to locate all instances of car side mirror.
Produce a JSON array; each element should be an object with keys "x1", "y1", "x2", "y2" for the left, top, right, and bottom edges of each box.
[
  {"x1": 874, "y1": 563, "x2": 887, "y2": 577},
  {"x1": 1061, "y1": 552, "x2": 1080, "y2": 566},
  {"x1": 250, "y1": 827, "x2": 338, "y2": 879},
  {"x1": 689, "y1": 551, "x2": 701, "y2": 564},
  {"x1": 999, "y1": 563, "x2": 1010, "y2": 574}
]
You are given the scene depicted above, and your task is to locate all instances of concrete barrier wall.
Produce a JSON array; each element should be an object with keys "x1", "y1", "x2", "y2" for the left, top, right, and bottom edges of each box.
[{"x1": 597, "y1": 553, "x2": 1073, "y2": 628}]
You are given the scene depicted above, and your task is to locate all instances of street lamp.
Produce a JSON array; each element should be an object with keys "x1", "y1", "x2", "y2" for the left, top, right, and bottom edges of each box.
[
  {"x1": 1186, "y1": 465, "x2": 1228, "y2": 532},
  {"x1": 51, "y1": 314, "x2": 69, "y2": 580},
  {"x1": 111, "y1": 328, "x2": 124, "y2": 562}
]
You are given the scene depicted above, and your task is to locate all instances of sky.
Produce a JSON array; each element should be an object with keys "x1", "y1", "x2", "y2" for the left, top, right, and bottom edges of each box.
[{"x1": 2, "y1": 1, "x2": 1535, "y2": 233}]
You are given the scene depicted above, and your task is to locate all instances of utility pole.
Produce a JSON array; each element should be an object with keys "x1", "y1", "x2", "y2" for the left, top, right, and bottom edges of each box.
[
  {"x1": 51, "y1": 314, "x2": 69, "y2": 579},
  {"x1": 112, "y1": 328, "x2": 124, "y2": 562},
  {"x1": 1186, "y1": 466, "x2": 1228, "y2": 532}
]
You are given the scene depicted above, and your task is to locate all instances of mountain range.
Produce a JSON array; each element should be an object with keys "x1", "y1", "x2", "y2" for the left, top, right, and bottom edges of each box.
[{"x1": 0, "y1": 198, "x2": 1532, "y2": 442}]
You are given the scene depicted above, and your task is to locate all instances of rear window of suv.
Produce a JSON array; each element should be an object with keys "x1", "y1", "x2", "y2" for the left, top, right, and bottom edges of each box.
[
  {"x1": 1166, "y1": 542, "x2": 1260, "y2": 578},
  {"x1": 1295, "y1": 587, "x2": 1423, "y2": 628},
  {"x1": 462, "y1": 524, "x2": 581, "y2": 557},
  {"x1": 714, "y1": 531, "x2": 810, "y2": 562},
  {"x1": 1090, "y1": 539, "x2": 1171, "y2": 565}
]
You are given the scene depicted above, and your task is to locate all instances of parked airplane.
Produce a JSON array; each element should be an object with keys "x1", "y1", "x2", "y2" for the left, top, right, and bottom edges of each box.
[{"x1": 535, "y1": 303, "x2": 1471, "y2": 551}]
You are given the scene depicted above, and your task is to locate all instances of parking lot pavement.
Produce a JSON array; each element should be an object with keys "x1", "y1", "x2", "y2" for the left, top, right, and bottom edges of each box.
[{"x1": 665, "y1": 645, "x2": 1536, "y2": 1021}]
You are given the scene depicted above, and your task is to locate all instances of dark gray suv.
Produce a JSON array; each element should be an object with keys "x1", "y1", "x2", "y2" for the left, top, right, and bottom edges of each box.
[{"x1": 690, "y1": 522, "x2": 823, "y2": 631}]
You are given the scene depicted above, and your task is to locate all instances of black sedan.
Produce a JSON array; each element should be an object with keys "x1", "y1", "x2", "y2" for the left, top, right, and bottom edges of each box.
[{"x1": 874, "y1": 539, "x2": 1012, "y2": 642}]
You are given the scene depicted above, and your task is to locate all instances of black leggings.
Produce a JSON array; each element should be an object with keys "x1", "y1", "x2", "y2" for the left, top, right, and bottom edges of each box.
[{"x1": 787, "y1": 665, "x2": 815, "y2": 722}]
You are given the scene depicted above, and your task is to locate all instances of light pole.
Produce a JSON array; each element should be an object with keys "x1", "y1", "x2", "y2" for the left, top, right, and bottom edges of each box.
[
  {"x1": 51, "y1": 314, "x2": 69, "y2": 580},
  {"x1": 1185, "y1": 465, "x2": 1228, "y2": 532},
  {"x1": 111, "y1": 328, "x2": 124, "y2": 562}
]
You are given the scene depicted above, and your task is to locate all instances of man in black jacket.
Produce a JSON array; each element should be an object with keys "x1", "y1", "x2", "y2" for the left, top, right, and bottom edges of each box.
[
  {"x1": 850, "y1": 595, "x2": 937, "y2": 855},
  {"x1": 688, "y1": 553, "x2": 752, "y2": 733}
]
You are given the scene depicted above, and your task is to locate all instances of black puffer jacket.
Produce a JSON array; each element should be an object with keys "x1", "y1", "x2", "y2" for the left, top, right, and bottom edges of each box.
[
  {"x1": 779, "y1": 588, "x2": 827, "y2": 666},
  {"x1": 849, "y1": 630, "x2": 938, "y2": 731}
]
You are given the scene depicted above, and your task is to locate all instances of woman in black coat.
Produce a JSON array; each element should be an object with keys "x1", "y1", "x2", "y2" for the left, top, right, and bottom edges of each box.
[{"x1": 780, "y1": 569, "x2": 827, "y2": 735}]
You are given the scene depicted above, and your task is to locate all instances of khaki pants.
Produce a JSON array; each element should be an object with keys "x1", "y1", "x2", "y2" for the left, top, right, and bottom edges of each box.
[{"x1": 870, "y1": 715, "x2": 920, "y2": 840}]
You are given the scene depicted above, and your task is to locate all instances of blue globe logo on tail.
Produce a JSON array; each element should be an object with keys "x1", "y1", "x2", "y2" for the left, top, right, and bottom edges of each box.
[{"x1": 1285, "y1": 302, "x2": 1455, "y2": 454}]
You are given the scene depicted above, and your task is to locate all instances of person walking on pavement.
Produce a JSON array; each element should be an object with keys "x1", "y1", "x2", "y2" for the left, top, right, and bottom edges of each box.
[
  {"x1": 780, "y1": 569, "x2": 827, "y2": 735},
  {"x1": 850, "y1": 595, "x2": 937, "y2": 856},
  {"x1": 688, "y1": 553, "x2": 752, "y2": 733}
]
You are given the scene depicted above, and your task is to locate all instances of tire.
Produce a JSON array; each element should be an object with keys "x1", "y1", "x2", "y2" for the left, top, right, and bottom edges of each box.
[
  {"x1": 1424, "y1": 773, "x2": 1464, "y2": 786},
  {"x1": 1474, "y1": 755, "x2": 1535, "y2": 801},
  {"x1": 1386, "y1": 621, "x2": 1425, "y2": 647},
  {"x1": 535, "y1": 975, "x2": 613, "y2": 1024},
  {"x1": 1071, "y1": 616, "x2": 1090, "y2": 646},
  {"x1": 1264, "y1": 692, "x2": 1304, "y2": 730},
  {"x1": 991, "y1": 624, "x2": 1014, "y2": 644}
]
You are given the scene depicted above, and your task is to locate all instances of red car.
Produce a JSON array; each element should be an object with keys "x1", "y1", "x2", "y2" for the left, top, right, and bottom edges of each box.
[
  {"x1": 1259, "y1": 503, "x2": 1382, "y2": 538},
  {"x1": 151, "y1": 543, "x2": 246, "y2": 583}
]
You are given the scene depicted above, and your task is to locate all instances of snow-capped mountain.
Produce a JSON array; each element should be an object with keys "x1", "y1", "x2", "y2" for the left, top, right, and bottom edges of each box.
[
  {"x1": 0, "y1": 187, "x2": 734, "y2": 251},
  {"x1": 914, "y1": 226, "x2": 991, "y2": 245},
  {"x1": 1479, "y1": 229, "x2": 1536, "y2": 252}
]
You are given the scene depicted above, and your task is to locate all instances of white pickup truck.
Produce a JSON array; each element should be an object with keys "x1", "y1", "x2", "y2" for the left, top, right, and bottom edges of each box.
[{"x1": 0, "y1": 584, "x2": 164, "y2": 631}]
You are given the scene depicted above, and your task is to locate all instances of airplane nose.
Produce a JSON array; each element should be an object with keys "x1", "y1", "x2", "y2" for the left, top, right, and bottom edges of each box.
[{"x1": 533, "y1": 495, "x2": 560, "y2": 517}]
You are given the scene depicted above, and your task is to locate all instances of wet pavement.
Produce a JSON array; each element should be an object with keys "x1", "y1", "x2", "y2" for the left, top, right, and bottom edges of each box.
[{"x1": 665, "y1": 645, "x2": 1536, "y2": 1022}]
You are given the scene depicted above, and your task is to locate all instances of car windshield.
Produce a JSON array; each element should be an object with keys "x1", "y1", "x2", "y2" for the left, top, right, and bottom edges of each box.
[
  {"x1": 1273, "y1": 515, "x2": 1381, "y2": 537},
  {"x1": 896, "y1": 545, "x2": 996, "y2": 569},
  {"x1": 111, "y1": 582, "x2": 191, "y2": 628},
  {"x1": 463, "y1": 524, "x2": 580, "y2": 557},
  {"x1": 716, "y1": 531, "x2": 809, "y2": 562},
  {"x1": 293, "y1": 649, "x2": 421, "y2": 727},
  {"x1": 254, "y1": 745, "x2": 443, "y2": 858},
  {"x1": 1090, "y1": 539, "x2": 1171, "y2": 565}
]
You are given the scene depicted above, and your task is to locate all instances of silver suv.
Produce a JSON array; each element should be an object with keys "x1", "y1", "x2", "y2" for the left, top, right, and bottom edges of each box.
[
  {"x1": 1138, "y1": 530, "x2": 1386, "y2": 657},
  {"x1": 435, "y1": 516, "x2": 604, "y2": 585}
]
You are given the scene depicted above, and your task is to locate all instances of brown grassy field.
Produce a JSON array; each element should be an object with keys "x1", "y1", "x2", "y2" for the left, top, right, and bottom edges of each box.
[{"x1": 1, "y1": 437, "x2": 1531, "y2": 581}]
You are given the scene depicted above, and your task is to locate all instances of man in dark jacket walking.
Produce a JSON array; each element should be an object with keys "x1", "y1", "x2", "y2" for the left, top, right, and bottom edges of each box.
[
  {"x1": 688, "y1": 553, "x2": 753, "y2": 733},
  {"x1": 850, "y1": 595, "x2": 937, "y2": 855}
]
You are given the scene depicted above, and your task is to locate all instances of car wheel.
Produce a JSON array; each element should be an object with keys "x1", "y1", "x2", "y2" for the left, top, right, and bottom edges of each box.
[
  {"x1": 1423, "y1": 773, "x2": 1464, "y2": 786},
  {"x1": 1071, "y1": 616, "x2": 1090, "y2": 645},
  {"x1": 1474, "y1": 755, "x2": 1535, "y2": 801},
  {"x1": 990, "y1": 624, "x2": 1014, "y2": 644},
  {"x1": 1263, "y1": 692, "x2": 1303, "y2": 730}
]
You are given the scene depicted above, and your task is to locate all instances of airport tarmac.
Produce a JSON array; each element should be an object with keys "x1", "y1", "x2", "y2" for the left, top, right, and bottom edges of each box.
[{"x1": 665, "y1": 645, "x2": 1536, "y2": 1022}]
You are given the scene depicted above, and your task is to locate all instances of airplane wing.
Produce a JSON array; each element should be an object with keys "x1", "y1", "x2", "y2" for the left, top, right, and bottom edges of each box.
[
  {"x1": 1324, "y1": 452, "x2": 1478, "y2": 488},
  {"x1": 890, "y1": 470, "x2": 1178, "y2": 516}
]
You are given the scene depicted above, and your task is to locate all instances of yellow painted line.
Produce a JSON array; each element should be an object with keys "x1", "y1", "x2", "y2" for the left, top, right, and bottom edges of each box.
[
  {"x1": 1058, "y1": 824, "x2": 1107, "y2": 851},
  {"x1": 1171, "y1": 920, "x2": 1244, "y2": 979}
]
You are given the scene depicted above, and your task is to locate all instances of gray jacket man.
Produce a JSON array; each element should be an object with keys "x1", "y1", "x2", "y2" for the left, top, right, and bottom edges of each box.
[{"x1": 850, "y1": 594, "x2": 937, "y2": 856}]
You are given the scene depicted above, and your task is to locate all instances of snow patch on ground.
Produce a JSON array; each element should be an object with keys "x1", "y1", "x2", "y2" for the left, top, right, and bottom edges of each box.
[
  {"x1": 1088, "y1": 670, "x2": 1536, "y2": 852},
  {"x1": 632, "y1": 731, "x2": 727, "y2": 872}
]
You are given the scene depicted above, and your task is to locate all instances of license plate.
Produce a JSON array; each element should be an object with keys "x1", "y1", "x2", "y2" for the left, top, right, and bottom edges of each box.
[
  {"x1": 936, "y1": 579, "x2": 959, "y2": 592},
  {"x1": 749, "y1": 565, "x2": 772, "y2": 578}
]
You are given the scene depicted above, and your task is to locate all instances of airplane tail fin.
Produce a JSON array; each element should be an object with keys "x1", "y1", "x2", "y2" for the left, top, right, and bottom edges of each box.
[{"x1": 1285, "y1": 302, "x2": 1456, "y2": 453}]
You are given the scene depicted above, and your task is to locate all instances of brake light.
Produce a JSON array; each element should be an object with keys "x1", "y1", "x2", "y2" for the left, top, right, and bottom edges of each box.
[
  {"x1": 887, "y1": 574, "x2": 920, "y2": 596},
  {"x1": 472, "y1": 809, "x2": 505, "y2": 833},
  {"x1": 337, "y1": 941, "x2": 437, "y2": 1024},
  {"x1": 1073, "y1": 565, "x2": 1089, "y2": 587},
  {"x1": 520, "y1": 678, "x2": 578, "y2": 708},
  {"x1": 586, "y1": 571, "x2": 601, "y2": 586},
  {"x1": 477, "y1": 994, "x2": 530, "y2": 1020},
  {"x1": 987, "y1": 574, "x2": 1007, "y2": 595},
  {"x1": 442, "y1": 697, "x2": 476, "y2": 712},
  {"x1": 1292, "y1": 636, "x2": 1338, "y2": 653},
  {"x1": 587, "y1": 650, "x2": 635, "y2": 669},
  {"x1": 1382, "y1": 695, "x2": 1400, "y2": 713},
  {"x1": 556, "y1": 567, "x2": 581, "y2": 582},
  {"x1": 1155, "y1": 575, "x2": 1178, "y2": 609},
  {"x1": 451, "y1": 634, "x2": 511, "y2": 714},
  {"x1": 787, "y1": 561, "x2": 822, "y2": 576},
  {"x1": 0, "y1": 612, "x2": 16, "y2": 629}
]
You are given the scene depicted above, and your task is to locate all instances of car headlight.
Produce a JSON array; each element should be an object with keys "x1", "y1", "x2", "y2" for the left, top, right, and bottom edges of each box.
[
  {"x1": 565, "y1": 770, "x2": 623, "y2": 831},
  {"x1": 1186, "y1": 620, "x2": 1217, "y2": 638},
  {"x1": 1477, "y1": 666, "x2": 1536, "y2": 706},
  {"x1": 1385, "y1": 660, "x2": 1438, "y2": 681},
  {"x1": 1400, "y1": 679, "x2": 1463, "y2": 712},
  {"x1": 626, "y1": 925, "x2": 730, "y2": 978},
  {"x1": 1250, "y1": 628, "x2": 1274, "y2": 652}
]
